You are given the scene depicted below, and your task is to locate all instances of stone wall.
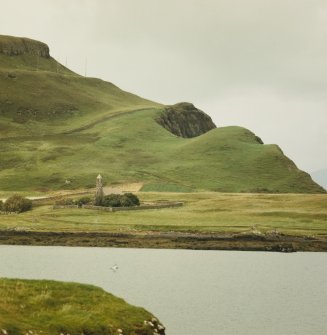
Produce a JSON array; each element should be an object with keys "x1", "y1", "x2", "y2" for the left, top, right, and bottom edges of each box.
[
  {"x1": 52, "y1": 202, "x2": 183, "y2": 211},
  {"x1": 82, "y1": 205, "x2": 113, "y2": 212},
  {"x1": 82, "y1": 202, "x2": 184, "y2": 212},
  {"x1": 52, "y1": 205, "x2": 79, "y2": 209}
]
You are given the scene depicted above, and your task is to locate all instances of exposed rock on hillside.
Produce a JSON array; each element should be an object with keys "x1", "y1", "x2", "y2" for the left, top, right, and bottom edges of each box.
[
  {"x1": 0, "y1": 35, "x2": 49, "y2": 57},
  {"x1": 157, "y1": 102, "x2": 216, "y2": 138}
]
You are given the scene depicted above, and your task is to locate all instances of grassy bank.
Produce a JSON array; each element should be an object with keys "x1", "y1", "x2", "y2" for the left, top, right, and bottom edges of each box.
[
  {"x1": 0, "y1": 192, "x2": 326, "y2": 241},
  {"x1": 0, "y1": 278, "x2": 161, "y2": 335}
]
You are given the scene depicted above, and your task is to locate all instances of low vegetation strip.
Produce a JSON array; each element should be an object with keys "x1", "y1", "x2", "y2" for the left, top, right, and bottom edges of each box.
[
  {"x1": 0, "y1": 230, "x2": 326, "y2": 252},
  {"x1": 0, "y1": 278, "x2": 165, "y2": 335}
]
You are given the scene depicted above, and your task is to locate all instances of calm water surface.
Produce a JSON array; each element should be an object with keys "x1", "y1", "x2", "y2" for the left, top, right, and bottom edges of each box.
[{"x1": 0, "y1": 246, "x2": 326, "y2": 335}]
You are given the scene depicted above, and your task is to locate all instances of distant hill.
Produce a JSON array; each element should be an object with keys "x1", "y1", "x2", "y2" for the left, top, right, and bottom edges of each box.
[
  {"x1": 0, "y1": 34, "x2": 324, "y2": 193},
  {"x1": 311, "y1": 170, "x2": 327, "y2": 190}
]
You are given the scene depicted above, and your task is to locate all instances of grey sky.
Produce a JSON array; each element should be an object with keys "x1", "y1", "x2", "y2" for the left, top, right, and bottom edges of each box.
[{"x1": 1, "y1": 0, "x2": 326, "y2": 173}]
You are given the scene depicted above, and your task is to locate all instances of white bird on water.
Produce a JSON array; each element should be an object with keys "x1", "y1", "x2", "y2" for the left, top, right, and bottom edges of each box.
[{"x1": 110, "y1": 264, "x2": 119, "y2": 272}]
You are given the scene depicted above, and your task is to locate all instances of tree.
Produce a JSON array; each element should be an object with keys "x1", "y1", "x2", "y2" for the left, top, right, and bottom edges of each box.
[
  {"x1": 102, "y1": 194, "x2": 121, "y2": 207},
  {"x1": 100, "y1": 193, "x2": 140, "y2": 207},
  {"x1": 126, "y1": 193, "x2": 140, "y2": 206},
  {"x1": 4, "y1": 195, "x2": 32, "y2": 213}
]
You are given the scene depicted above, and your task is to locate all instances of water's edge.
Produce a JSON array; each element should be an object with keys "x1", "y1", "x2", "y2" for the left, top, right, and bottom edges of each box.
[{"x1": 0, "y1": 230, "x2": 326, "y2": 251}]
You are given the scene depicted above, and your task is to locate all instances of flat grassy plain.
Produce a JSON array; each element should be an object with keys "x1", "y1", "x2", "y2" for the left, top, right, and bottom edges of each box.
[
  {"x1": 1, "y1": 192, "x2": 326, "y2": 237},
  {"x1": 0, "y1": 278, "x2": 156, "y2": 335}
]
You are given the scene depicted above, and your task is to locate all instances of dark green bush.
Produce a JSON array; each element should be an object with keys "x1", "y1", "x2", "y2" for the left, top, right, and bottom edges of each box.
[
  {"x1": 121, "y1": 193, "x2": 140, "y2": 206},
  {"x1": 4, "y1": 195, "x2": 32, "y2": 213},
  {"x1": 120, "y1": 194, "x2": 134, "y2": 207},
  {"x1": 0, "y1": 200, "x2": 3, "y2": 211},
  {"x1": 75, "y1": 196, "x2": 92, "y2": 207},
  {"x1": 102, "y1": 194, "x2": 121, "y2": 207},
  {"x1": 101, "y1": 193, "x2": 140, "y2": 207},
  {"x1": 54, "y1": 198, "x2": 75, "y2": 206}
]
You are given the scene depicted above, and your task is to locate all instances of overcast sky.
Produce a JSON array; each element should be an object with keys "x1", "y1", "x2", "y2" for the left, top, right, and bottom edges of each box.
[{"x1": 1, "y1": 0, "x2": 326, "y2": 173}]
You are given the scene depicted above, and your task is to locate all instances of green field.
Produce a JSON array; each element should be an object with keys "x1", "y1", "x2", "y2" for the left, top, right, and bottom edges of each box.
[
  {"x1": 0, "y1": 278, "x2": 158, "y2": 335},
  {"x1": 1, "y1": 192, "x2": 326, "y2": 237},
  {"x1": 0, "y1": 35, "x2": 324, "y2": 194}
]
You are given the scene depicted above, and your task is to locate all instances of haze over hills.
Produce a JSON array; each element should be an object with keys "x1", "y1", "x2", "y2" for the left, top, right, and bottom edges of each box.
[
  {"x1": 311, "y1": 170, "x2": 327, "y2": 190},
  {"x1": 0, "y1": 35, "x2": 324, "y2": 194}
]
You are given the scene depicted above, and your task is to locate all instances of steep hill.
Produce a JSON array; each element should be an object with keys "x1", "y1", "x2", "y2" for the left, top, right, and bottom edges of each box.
[{"x1": 0, "y1": 35, "x2": 324, "y2": 193}]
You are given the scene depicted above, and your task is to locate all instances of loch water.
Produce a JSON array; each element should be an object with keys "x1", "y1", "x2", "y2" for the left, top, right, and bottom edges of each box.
[{"x1": 0, "y1": 246, "x2": 326, "y2": 335}]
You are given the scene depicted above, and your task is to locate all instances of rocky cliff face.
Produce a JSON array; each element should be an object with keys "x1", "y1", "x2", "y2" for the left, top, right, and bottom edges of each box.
[
  {"x1": 157, "y1": 102, "x2": 216, "y2": 138},
  {"x1": 0, "y1": 35, "x2": 50, "y2": 58}
]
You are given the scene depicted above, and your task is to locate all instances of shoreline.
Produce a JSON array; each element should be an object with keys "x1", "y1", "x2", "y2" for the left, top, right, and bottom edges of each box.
[{"x1": 0, "y1": 230, "x2": 326, "y2": 252}]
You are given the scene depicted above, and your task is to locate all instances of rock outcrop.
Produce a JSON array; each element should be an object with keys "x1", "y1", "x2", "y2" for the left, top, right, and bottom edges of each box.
[
  {"x1": 157, "y1": 102, "x2": 216, "y2": 138},
  {"x1": 144, "y1": 317, "x2": 166, "y2": 335},
  {"x1": 0, "y1": 35, "x2": 49, "y2": 58}
]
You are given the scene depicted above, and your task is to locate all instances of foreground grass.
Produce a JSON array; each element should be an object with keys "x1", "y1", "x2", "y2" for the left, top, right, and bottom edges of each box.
[
  {"x1": 1, "y1": 192, "x2": 326, "y2": 237},
  {"x1": 0, "y1": 278, "x2": 156, "y2": 335}
]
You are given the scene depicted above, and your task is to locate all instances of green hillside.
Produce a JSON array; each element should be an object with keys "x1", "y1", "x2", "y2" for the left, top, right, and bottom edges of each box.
[
  {"x1": 0, "y1": 278, "x2": 159, "y2": 335},
  {"x1": 0, "y1": 35, "x2": 324, "y2": 193}
]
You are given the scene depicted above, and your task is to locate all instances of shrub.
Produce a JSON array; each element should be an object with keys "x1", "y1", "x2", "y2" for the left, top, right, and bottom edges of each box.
[
  {"x1": 121, "y1": 193, "x2": 140, "y2": 206},
  {"x1": 4, "y1": 195, "x2": 32, "y2": 213},
  {"x1": 102, "y1": 194, "x2": 121, "y2": 207},
  {"x1": 54, "y1": 198, "x2": 75, "y2": 206},
  {"x1": 75, "y1": 196, "x2": 92, "y2": 207},
  {"x1": 120, "y1": 194, "x2": 134, "y2": 207},
  {"x1": 0, "y1": 200, "x2": 3, "y2": 211},
  {"x1": 101, "y1": 193, "x2": 140, "y2": 207}
]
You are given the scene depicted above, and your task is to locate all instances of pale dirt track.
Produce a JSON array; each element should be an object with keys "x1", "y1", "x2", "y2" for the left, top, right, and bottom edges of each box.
[{"x1": 1, "y1": 183, "x2": 144, "y2": 202}]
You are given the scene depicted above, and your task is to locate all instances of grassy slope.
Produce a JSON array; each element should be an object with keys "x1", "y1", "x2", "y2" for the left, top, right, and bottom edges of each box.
[
  {"x1": 0, "y1": 193, "x2": 326, "y2": 237},
  {"x1": 0, "y1": 278, "x2": 155, "y2": 335},
  {"x1": 0, "y1": 35, "x2": 324, "y2": 193},
  {"x1": 0, "y1": 54, "x2": 160, "y2": 137},
  {"x1": 0, "y1": 109, "x2": 320, "y2": 193}
]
